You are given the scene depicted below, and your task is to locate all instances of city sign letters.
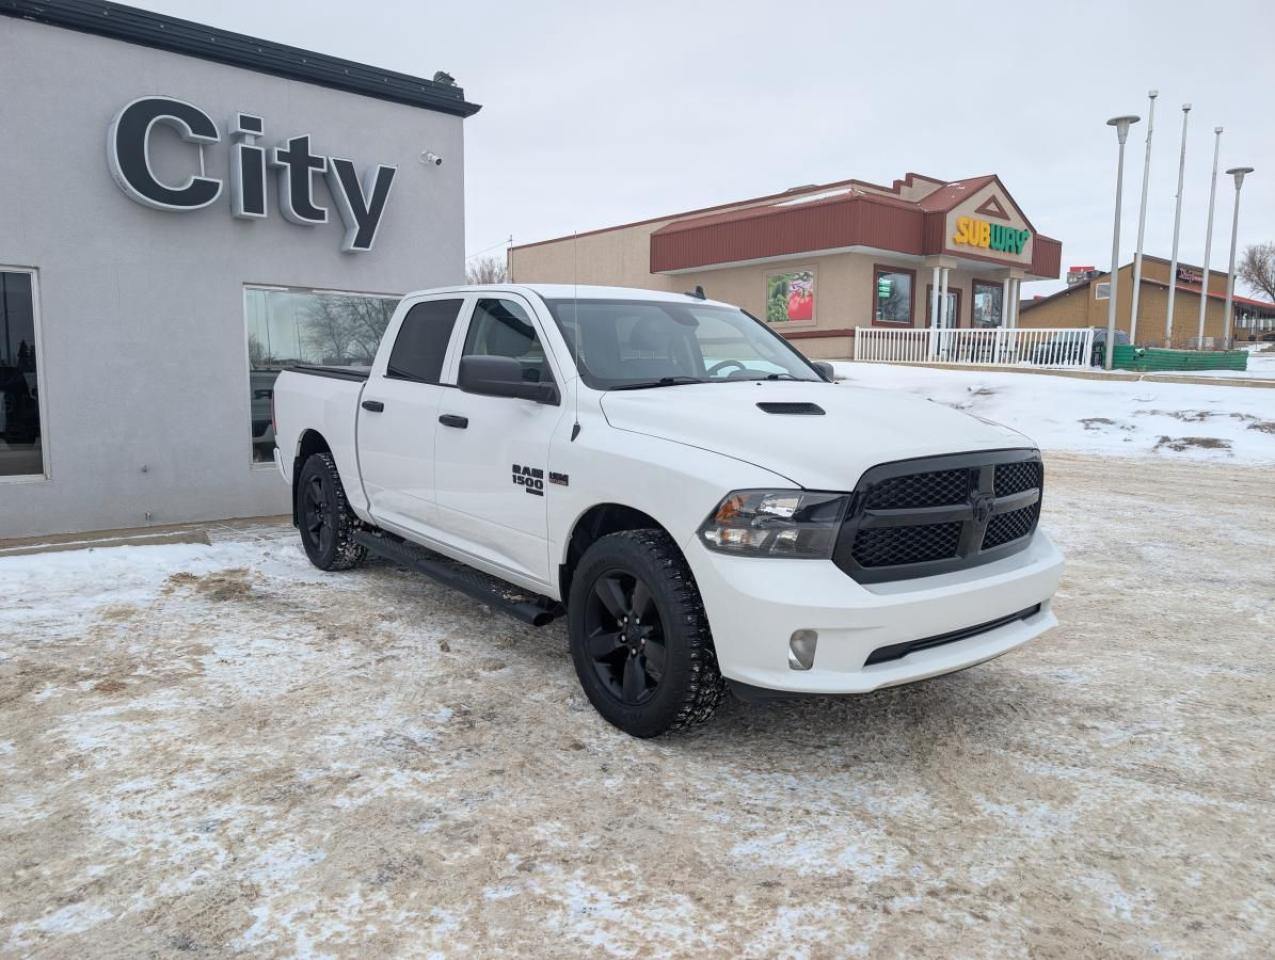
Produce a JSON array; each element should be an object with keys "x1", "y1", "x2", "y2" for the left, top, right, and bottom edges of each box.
[{"x1": 107, "y1": 96, "x2": 396, "y2": 253}]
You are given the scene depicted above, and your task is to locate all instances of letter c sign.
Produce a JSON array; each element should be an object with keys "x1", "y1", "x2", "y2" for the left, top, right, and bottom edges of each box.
[{"x1": 107, "y1": 96, "x2": 223, "y2": 210}]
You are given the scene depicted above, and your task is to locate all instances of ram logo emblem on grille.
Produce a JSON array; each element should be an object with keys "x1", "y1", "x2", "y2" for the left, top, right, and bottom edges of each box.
[{"x1": 970, "y1": 490, "x2": 994, "y2": 525}]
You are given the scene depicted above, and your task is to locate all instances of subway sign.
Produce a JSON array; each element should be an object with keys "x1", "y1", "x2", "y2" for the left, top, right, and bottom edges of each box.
[{"x1": 952, "y1": 216, "x2": 1030, "y2": 256}]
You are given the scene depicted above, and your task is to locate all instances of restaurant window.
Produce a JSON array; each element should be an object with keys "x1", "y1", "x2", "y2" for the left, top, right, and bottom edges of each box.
[
  {"x1": 245, "y1": 285, "x2": 400, "y2": 462},
  {"x1": 972, "y1": 280, "x2": 1004, "y2": 328},
  {"x1": 874, "y1": 267, "x2": 914, "y2": 324},
  {"x1": 1, "y1": 269, "x2": 43, "y2": 478}
]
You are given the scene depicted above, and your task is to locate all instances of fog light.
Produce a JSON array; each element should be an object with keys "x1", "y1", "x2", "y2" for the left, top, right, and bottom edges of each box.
[{"x1": 788, "y1": 630, "x2": 818, "y2": 670}]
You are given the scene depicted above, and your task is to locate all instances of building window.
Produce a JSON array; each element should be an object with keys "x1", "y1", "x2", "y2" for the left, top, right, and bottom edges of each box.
[
  {"x1": 765, "y1": 268, "x2": 815, "y2": 325},
  {"x1": 245, "y1": 285, "x2": 400, "y2": 463},
  {"x1": 972, "y1": 280, "x2": 1004, "y2": 328},
  {"x1": 1094, "y1": 281, "x2": 1111, "y2": 300},
  {"x1": 874, "y1": 267, "x2": 914, "y2": 324},
  {"x1": 1, "y1": 268, "x2": 43, "y2": 479}
]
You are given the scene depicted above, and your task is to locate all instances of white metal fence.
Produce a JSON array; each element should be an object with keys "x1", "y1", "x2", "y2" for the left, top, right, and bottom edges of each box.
[{"x1": 852, "y1": 327, "x2": 1098, "y2": 369}]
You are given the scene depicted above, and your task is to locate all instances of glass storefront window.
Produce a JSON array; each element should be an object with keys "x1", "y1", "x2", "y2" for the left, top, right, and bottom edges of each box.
[
  {"x1": 1, "y1": 270, "x2": 42, "y2": 478},
  {"x1": 972, "y1": 280, "x2": 1004, "y2": 328},
  {"x1": 874, "y1": 268, "x2": 914, "y2": 324},
  {"x1": 245, "y1": 285, "x2": 399, "y2": 462}
]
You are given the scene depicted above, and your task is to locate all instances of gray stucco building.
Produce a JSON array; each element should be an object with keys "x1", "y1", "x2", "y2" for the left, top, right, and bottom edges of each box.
[{"x1": 0, "y1": 0, "x2": 479, "y2": 538}]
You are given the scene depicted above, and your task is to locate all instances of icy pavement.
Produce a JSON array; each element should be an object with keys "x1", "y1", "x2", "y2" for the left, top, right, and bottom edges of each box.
[
  {"x1": 833, "y1": 361, "x2": 1275, "y2": 464},
  {"x1": 2, "y1": 454, "x2": 1273, "y2": 958}
]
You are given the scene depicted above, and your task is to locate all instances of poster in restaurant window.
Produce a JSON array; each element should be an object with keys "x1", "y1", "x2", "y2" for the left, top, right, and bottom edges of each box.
[{"x1": 765, "y1": 269, "x2": 815, "y2": 324}]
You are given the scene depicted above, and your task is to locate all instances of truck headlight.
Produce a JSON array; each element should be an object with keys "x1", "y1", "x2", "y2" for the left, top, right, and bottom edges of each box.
[{"x1": 697, "y1": 490, "x2": 851, "y2": 559}]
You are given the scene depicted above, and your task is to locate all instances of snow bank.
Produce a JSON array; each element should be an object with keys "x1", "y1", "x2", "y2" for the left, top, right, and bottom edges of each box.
[{"x1": 832, "y1": 362, "x2": 1275, "y2": 464}]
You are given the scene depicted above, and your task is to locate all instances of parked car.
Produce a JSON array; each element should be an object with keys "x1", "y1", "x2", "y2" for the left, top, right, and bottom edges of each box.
[
  {"x1": 1031, "y1": 327, "x2": 1129, "y2": 366},
  {"x1": 272, "y1": 285, "x2": 1063, "y2": 737}
]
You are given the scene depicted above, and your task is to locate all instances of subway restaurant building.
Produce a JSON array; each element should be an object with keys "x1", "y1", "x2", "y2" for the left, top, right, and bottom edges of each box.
[{"x1": 510, "y1": 173, "x2": 1062, "y2": 358}]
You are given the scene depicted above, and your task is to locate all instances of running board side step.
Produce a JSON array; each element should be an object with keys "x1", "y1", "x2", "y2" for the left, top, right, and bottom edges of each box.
[{"x1": 353, "y1": 530, "x2": 563, "y2": 627}]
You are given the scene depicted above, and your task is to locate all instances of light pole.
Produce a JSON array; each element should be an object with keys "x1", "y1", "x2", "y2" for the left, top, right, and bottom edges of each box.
[
  {"x1": 1196, "y1": 126, "x2": 1223, "y2": 345},
  {"x1": 1164, "y1": 104, "x2": 1191, "y2": 346},
  {"x1": 1222, "y1": 166, "x2": 1254, "y2": 347},
  {"x1": 1129, "y1": 90, "x2": 1157, "y2": 344},
  {"x1": 1105, "y1": 114, "x2": 1140, "y2": 370}
]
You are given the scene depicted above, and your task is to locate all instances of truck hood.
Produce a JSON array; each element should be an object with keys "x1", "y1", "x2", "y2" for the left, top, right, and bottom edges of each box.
[{"x1": 599, "y1": 380, "x2": 1033, "y2": 490}]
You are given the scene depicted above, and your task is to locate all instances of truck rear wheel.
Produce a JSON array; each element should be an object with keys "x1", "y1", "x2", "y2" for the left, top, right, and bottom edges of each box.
[
  {"x1": 568, "y1": 529, "x2": 725, "y2": 737},
  {"x1": 296, "y1": 452, "x2": 366, "y2": 571}
]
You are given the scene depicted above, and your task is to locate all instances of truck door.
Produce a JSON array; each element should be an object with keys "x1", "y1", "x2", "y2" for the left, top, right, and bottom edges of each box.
[
  {"x1": 434, "y1": 295, "x2": 565, "y2": 587},
  {"x1": 357, "y1": 296, "x2": 466, "y2": 534}
]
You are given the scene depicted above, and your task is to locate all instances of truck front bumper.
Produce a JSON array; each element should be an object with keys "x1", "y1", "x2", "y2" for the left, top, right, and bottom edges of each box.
[{"x1": 685, "y1": 530, "x2": 1063, "y2": 695}]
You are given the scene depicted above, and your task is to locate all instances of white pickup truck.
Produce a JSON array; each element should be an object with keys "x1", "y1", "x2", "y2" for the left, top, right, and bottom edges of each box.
[{"x1": 273, "y1": 285, "x2": 1063, "y2": 737}]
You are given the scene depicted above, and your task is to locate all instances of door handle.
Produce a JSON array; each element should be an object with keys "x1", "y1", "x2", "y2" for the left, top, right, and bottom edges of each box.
[
  {"x1": 438, "y1": 414, "x2": 468, "y2": 429},
  {"x1": 361, "y1": 399, "x2": 385, "y2": 413}
]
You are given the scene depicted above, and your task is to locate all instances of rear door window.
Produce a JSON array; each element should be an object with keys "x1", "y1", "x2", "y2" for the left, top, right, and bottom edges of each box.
[{"x1": 386, "y1": 298, "x2": 464, "y2": 383}]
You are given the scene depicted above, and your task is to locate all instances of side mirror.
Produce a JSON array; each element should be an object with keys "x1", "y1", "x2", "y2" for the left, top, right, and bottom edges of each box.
[
  {"x1": 458, "y1": 355, "x2": 560, "y2": 405},
  {"x1": 811, "y1": 361, "x2": 835, "y2": 381}
]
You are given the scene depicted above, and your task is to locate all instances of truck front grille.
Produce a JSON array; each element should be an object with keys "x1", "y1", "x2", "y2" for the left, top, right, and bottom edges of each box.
[{"x1": 834, "y1": 449, "x2": 1043, "y2": 583}]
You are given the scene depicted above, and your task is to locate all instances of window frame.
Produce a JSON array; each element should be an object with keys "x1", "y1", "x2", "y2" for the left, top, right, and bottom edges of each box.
[
  {"x1": 971, "y1": 279, "x2": 1005, "y2": 328},
  {"x1": 0, "y1": 265, "x2": 49, "y2": 484},
  {"x1": 1094, "y1": 281, "x2": 1111, "y2": 301},
  {"x1": 243, "y1": 283, "x2": 401, "y2": 468},
  {"x1": 871, "y1": 264, "x2": 917, "y2": 326}
]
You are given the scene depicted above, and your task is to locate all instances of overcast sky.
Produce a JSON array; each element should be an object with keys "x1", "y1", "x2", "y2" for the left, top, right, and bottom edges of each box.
[{"x1": 129, "y1": 0, "x2": 1274, "y2": 294}]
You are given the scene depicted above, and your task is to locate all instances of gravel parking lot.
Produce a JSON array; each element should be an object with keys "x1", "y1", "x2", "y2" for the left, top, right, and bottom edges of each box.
[{"x1": 1, "y1": 453, "x2": 1272, "y2": 958}]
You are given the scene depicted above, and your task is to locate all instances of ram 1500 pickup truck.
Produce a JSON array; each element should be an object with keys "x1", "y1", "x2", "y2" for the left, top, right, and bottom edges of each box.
[{"x1": 273, "y1": 285, "x2": 1063, "y2": 737}]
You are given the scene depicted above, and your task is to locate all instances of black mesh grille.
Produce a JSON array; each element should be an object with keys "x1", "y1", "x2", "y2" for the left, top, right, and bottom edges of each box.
[
  {"x1": 835, "y1": 450, "x2": 1044, "y2": 583},
  {"x1": 851, "y1": 522, "x2": 962, "y2": 568},
  {"x1": 982, "y1": 502, "x2": 1041, "y2": 550},
  {"x1": 994, "y1": 461, "x2": 1042, "y2": 497},
  {"x1": 862, "y1": 468, "x2": 972, "y2": 509}
]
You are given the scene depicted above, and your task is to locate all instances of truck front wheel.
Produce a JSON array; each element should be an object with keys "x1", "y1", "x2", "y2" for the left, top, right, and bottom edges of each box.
[
  {"x1": 296, "y1": 452, "x2": 367, "y2": 571},
  {"x1": 568, "y1": 529, "x2": 726, "y2": 737}
]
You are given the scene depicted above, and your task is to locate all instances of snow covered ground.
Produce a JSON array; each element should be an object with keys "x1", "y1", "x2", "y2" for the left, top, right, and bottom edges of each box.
[
  {"x1": 2, "y1": 455, "x2": 1273, "y2": 958},
  {"x1": 833, "y1": 361, "x2": 1275, "y2": 464}
]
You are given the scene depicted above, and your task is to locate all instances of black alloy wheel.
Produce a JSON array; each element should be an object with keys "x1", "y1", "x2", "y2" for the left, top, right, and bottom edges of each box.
[
  {"x1": 296, "y1": 452, "x2": 366, "y2": 571},
  {"x1": 567, "y1": 529, "x2": 725, "y2": 737},
  {"x1": 301, "y1": 471, "x2": 333, "y2": 559},
  {"x1": 583, "y1": 569, "x2": 668, "y2": 705}
]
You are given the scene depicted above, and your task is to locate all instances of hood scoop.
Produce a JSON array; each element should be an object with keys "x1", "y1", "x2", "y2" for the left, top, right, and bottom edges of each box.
[{"x1": 756, "y1": 401, "x2": 825, "y2": 416}]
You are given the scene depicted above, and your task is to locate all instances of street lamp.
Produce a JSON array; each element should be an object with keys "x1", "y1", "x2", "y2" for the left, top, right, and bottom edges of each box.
[
  {"x1": 1129, "y1": 90, "x2": 1157, "y2": 344},
  {"x1": 1164, "y1": 104, "x2": 1191, "y2": 346},
  {"x1": 1105, "y1": 114, "x2": 1140, "y2": 370},
  {"x1": 1222, "y1": 166, "x2": 1255, "y2": 347},
  {"x1": 1196, "y1": 126, "x2": 1224, "y2": 345}
]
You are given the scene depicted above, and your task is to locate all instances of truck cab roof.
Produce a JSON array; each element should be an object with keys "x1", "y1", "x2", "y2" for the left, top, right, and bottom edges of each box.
[{"x1": 400, "y1": 283, "x2": 734, "y2": 308}]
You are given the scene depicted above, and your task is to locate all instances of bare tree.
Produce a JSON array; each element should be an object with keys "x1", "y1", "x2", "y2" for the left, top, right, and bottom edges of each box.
[
  {"x1": 466, "y1": 254, "x2": 508, "y2": 285},
  {"x1": 1238, "y1": 242, "x2": 1275, "y2": 301}
]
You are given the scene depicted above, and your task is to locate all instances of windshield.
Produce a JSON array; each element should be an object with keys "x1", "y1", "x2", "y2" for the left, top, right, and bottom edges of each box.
[{"x1": 543, "y1": 298, "x2": 823, "y2": 389}]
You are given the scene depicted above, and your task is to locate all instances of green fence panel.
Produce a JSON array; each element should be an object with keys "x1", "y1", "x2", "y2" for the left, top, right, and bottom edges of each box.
[{"x1": 1112, "y1": 345, "x2": 1249, "y2": 372}]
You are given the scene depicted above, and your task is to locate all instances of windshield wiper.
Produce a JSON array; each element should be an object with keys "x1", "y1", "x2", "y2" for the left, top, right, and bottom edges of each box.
[{"x1": 608, "y1": 376, "x2": 707, "y2": 391}]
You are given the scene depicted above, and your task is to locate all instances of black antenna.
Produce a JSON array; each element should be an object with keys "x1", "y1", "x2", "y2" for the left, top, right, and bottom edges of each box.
[{"x1": 571, "y1": 231, "x2": 581, "y2": 441}]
